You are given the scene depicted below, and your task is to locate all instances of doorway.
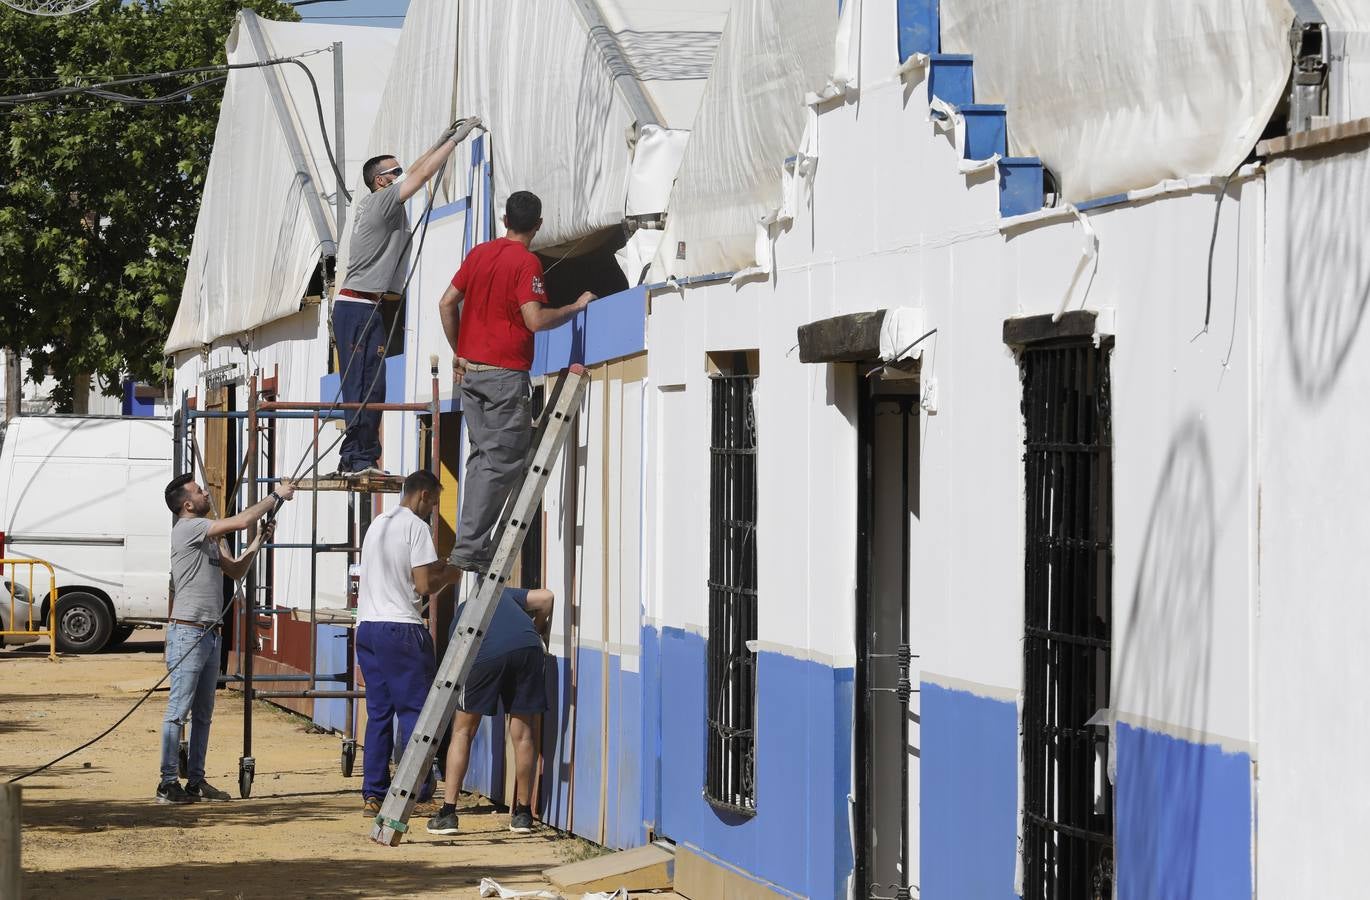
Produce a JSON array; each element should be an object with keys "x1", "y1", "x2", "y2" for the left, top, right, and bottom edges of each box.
[{"x1": 855, "y1": 371, "x2": 920, "y2": 900}]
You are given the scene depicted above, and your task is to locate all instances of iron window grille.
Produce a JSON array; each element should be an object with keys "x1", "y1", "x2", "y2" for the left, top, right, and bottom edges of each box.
[
  {"x1": 706, "y1": 368, "x2": 759, "y2": 814},
  {"x1": 1020, "y1": 341, "x2": 1115, "y2": 900}
]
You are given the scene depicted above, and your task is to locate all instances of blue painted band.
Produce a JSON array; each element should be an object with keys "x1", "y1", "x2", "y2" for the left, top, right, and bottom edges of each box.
[
  {"x1": 427, "y1": 197, "x2": 469, "y2": 223},
  {"x1": 1076, "y1": 193, "x2": 1131, "y2": 212},
  {"x1": 531, "y1": 285, "x2": 647, "y2": 376}
]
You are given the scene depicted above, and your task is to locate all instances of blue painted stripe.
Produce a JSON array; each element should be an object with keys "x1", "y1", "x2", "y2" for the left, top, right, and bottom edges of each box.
[
  {"x1": 426, "y1": 197, "x2": 469, "y2": 223},
  {"x1": 921, "y1": 682, "x2": 1019, "y2": 900},
  {"x1": 655, "y1": 626, "x2": 854, "y2": 899},
  {"x1": 311, "y1": 624, "x2": 350, "y2": 732},
  {"x1": 571, "y1": 646, "x2": 605, "y2": 841},
  {"x1": 531, "y1": 285, "x2": 647, "y2": 376},
  {"x1": 1115, "y1": 723, "x2": 1252, "y2": 900},
  {"x1": 1076, "y1": 193, "x2": 1130, "y2": 212}
]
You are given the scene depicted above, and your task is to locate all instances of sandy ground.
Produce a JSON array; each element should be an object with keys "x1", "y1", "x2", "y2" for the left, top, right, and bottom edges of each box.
[{"x1": 1, "y1": 630, "x2": 592, "y2": 900}]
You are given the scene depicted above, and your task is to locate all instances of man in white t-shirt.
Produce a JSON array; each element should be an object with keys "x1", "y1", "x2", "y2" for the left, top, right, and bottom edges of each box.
[{"x1": 356, "y1": 469, "x2": 462, "y2": 816}]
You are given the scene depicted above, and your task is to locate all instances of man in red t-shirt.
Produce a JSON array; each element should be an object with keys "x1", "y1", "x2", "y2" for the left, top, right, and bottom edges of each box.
[{"x1": 438, "y1": 191, "x2": 593, "y2": 570}]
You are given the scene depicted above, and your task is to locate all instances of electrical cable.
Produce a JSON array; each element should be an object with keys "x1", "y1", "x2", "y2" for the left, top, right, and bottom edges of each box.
[
  {"x1": 1200, "y1": 166, "x2": 1241, "y2": 335},
  {"x1": 8, "y1": 122, "x2": 483, "y2": 785}
]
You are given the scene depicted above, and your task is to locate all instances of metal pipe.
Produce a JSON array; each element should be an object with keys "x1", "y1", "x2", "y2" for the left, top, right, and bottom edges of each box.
[
  {"x1": 219, "y1": 674, "x2": 349, "y2": 684},
  {"x1": 332, "y1": 40, "x2": 346, "y2": 240},
  {"x1": 309, "y1": 410, "x2": 319, "y2": 693},
  {"x1": 243, "y1": 374, "x2": 259, "y2": 764},
  {"x1": 262, "y1": 543, "x2": 359, "y2": 552},
  {"x1": 186, "y1": 410, "x2": 344, "y2": 420},
  {"x1": 253, "y1": 689, "x2": 365, "y2": 700},
  {"x1": 259, "y1": 400, "x2": 431, "y2": 412}
]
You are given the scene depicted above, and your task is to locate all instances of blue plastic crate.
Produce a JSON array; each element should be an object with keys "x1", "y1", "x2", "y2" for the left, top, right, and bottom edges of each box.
[
  {"x1": 929, "y1": 54, "x2": 974, "y2": 107},
  {"x1": 962, "y1": 104, "x2": 1007, "y2": 160},
  {"x1": 999, "y1": 157, "x2": 1045, "y2": 218}
]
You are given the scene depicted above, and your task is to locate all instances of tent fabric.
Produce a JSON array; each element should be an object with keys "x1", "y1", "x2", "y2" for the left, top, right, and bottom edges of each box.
[
  {"x1": 352, "y1": 0, "x2": 727, "y2": 265},
  {"x1": 650, "y1": 0, "x2": 840, "y2": 281},
  {"x1": 939, "y1": 0, "x2": 1295, "y2": 203},
  {"x1": 166, "y1": 14, "x2": 397, "y2": 353}
]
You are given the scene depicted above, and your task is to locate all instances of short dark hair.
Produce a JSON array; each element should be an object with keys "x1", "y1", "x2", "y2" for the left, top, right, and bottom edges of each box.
[
  {"x1": 505, "y1": 191, "x2": 542, "y2": 233},
  {"x1": 402, "y1": 469, "x2": 441, "y2": 497},
  {"x1": 164, "y1": 473, "x2": 195, "y2": 514},
  {"x1": 363, "y1": 154, "x2": 397, "y2": 191}
]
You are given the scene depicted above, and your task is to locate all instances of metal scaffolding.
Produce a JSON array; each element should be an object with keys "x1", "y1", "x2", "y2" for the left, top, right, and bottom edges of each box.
[{"x1": 177, "y1": 363, "x2": 442, "y2": 798}]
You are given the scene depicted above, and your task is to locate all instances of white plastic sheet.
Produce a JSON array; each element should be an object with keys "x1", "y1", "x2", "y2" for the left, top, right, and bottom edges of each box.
[
  {"x1": 166, "y1": 15, "x2": 397, "y2": 352},
  {"x1": 652, "y1": 0, "x2": 839, "y2": 280},
  {"x1": 939, "y1": 0, "x2": 1295, "y2": 202}
]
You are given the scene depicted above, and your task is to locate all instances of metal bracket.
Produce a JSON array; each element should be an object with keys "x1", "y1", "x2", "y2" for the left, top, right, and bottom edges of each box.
[{"x1": 1288, "y1": 0, "x2": 1330, "y2": 133}]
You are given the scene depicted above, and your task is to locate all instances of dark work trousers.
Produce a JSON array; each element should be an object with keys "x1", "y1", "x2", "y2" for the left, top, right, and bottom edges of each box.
[
  {"x1": 450, "y1": 367, "x2": 532, "y2": 569},
  {"x1": 356, "y1": 621, "x2": 436, "y2": 801},
  {"x1": 333, "y1": 300, "x2": 386, "y2": 471}
]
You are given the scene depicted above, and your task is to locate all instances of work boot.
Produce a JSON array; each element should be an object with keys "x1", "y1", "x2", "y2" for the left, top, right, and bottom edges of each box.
[
  {"x1": 185, "y1": 780, "x2": 232, "y2": 802},
  {"x1": 156, "y1": 781, "x2": 196, "y2": 805},
  {"x1": 363, "y1": 796, "x2": 382, "y2": 817},
  {"x1": 426, "y1": 805, "x2": 459, "y2": 835},
  {"x1": 509, "y1": 804, "x2": 534, "y2": 834}
]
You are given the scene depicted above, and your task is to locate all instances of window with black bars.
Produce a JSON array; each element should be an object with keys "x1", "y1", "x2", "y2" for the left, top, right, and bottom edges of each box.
[
  {"x1": 706, "y1": 366, "x2": 758, "y2": 814},
  {"x1": 1021, "y1": 341, "x2": 1115, "y2": 900}
]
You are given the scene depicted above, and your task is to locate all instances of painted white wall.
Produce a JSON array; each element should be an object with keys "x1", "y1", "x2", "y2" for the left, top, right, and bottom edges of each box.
[{"x1": 1256, "y1": 143, "x2": 1370, "y2": 897}]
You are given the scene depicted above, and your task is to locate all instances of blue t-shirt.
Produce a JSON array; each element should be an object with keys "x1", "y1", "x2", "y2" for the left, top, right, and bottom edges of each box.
[{"x1": 450, "y1": 587, "x2": 544, "y2": 666}]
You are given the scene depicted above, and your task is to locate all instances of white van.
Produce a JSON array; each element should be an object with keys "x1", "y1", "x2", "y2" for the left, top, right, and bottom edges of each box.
[{"x1": 0, "y1": 415, "x2": 172, "y2": 652}]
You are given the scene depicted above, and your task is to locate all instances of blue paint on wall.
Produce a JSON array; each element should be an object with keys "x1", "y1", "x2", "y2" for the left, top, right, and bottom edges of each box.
[
  {"x1": 641, "y1": 624, "x2": 664, "y2": 835},
  {"x1": 1115, "y1": 723, "x2": 1252, "y2": 900},
  {"x1": 122, "y1": 380, "x2": 155, "y2": 416},
  {"x1": 541, "y1": 653, "x2": 576, "y2": 829},
  {"x1": 571, "y1": 647, "x2": 605, "y2": 841},
  {"x1": 531, "y1": 286, "x2": 647, "y2": 376},
  {"x1": 311, "y1": 624, "x2": 351, "y2": 732},
  {"x1": 656, "y1": 626, "x2": 854, "y2": 899},
  {"x1": 921, "y1": 682, "x2": 1019, "y2": 900},
  {"x1": 897, "y1": 0, "x2": 939, "y2": 60}
]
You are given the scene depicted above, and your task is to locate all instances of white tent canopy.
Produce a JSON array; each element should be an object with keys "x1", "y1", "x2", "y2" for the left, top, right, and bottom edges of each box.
[
  {"x1": 651, "y1": 0, "x2": 839, "y2": 281},
  {"x1": 166, "y1": 13, "x2": 397, "y2": 353},
  {"x1": 353, "y1": 0, "x2": 729, "y2": 260},
  {"x1": 939, "y1": 0, "x2": 1370, "y2": 203}
]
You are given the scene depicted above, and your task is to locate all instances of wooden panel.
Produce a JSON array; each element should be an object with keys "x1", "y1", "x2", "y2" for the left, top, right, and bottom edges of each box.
[
  {"x1": 674, "y1": 846, "x2": 785, "y2": 900},
  {"x1": 545, "y1": 843, "x2": 674, "y2": 892}
]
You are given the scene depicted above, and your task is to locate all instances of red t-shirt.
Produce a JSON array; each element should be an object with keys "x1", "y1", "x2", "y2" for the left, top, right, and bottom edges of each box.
[{"x1": 451, "y1": 238, "x2": 548, "y2": 370}]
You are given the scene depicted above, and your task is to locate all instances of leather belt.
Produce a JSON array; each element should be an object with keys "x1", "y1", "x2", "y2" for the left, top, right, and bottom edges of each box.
[
  {"x1": 169, "y1": 618, "x2": 218, "y2": 631},
  {"x1": 338, "y1": 288, "x2": 381, "y2": 301}
]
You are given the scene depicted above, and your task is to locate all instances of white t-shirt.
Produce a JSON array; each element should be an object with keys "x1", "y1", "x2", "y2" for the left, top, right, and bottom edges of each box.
[{"x1": 357, "y1": 505, "x2": 439, "y2": 624}]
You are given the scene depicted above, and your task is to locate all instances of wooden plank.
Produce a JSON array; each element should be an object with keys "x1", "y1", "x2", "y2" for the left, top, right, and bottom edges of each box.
[
  {"x1": 293, "y1": 473, "x2": 405, "y2": 493},
  {"x1": 1257, "y1": 115, "x2": 1370, "y2": 158},
  {"x1": 796, "y1": 310, "x2": 887, "y2": 364},
  {"x1": 544, "y1": 843, "x2": 674, "y2": 892},
  {"x1": 674, "y1": 845, "x2": 785, "y2": 900},
  {"x1": 0, "y1": 785, "x2": 19, "y2": 900},
  {"x1": 599, "y1": 361, "x2": 616, "y2": 845}
]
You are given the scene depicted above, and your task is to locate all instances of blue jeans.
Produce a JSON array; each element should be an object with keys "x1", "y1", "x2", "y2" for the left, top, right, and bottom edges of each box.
[
  {"x1": 160, "y1": 623, "x2": 221, "y2": 785},
  {"x1": 332, "y1": 300, "x2": 386, "y2": 471},
  {"x1": 357, "y1": 621, "x2": 436, "y2": 800}
]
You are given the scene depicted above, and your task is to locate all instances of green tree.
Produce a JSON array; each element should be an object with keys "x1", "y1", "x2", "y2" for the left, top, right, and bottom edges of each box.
[{"x1": 0, "y1": 0, "x2": 298, "y2": 409}]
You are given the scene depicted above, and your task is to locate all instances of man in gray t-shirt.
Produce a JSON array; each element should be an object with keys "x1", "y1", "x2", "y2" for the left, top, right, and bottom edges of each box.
[
  {"x1": 332, "y1": 117, "x2": 481, "y2": 475},
  {"x1": 155, "y1": 473, "x2": 295, "y2": 805}
]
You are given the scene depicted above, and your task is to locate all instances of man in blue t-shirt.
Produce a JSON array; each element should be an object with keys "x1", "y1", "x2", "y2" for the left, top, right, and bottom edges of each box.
[{"x1": 427, "y1": 586, "x2": 552, "y2": 836}]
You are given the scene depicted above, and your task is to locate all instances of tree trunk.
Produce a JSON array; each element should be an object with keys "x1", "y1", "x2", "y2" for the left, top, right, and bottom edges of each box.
[{"x1": 70, "y1": 371, "x2": 90, "y2": 415}]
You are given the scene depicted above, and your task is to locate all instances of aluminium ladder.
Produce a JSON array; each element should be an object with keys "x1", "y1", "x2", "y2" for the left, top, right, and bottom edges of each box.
[{"x1": 370, "y1": 364, "x2": 588, "y2": 845}]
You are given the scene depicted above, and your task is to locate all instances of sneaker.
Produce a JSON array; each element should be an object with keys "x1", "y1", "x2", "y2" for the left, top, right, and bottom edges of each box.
[
  {"x1": 185, "y1": 780, "x2": 232, "y2": 802},
  {"x1": 156, "y1": 781, "x2": 197, "y2": 805},
  {"x1": 426, "y1": 808, "x2": 459, "y2": 835},
  {"x1": 509, "y1": 805, "x2": 534, "y2": 834},
  {"x1": 363, "y1": 796, "x2": 382, "y2": 817}
]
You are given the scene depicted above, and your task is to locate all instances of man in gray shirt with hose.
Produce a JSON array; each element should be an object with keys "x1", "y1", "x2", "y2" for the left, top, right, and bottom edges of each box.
[
  {"x1": 334, "y1": 117, "x2": 482, "y2": 476},
  {"x1": 156, "y1": 474, "x2": 295, "y2": 804}
]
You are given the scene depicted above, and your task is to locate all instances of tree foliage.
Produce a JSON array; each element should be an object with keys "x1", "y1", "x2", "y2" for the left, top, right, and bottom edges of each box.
[{"x1": 0, "y1": 0, "x2": 298, "y2": 407}]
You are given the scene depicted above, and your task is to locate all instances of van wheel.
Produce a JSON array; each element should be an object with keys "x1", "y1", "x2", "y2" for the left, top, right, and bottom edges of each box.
[
  {"x1": 106, "y1": 624, "x2": 136, "y2": 649},
  {"x1": 54, "y1": 593, "x2": 114, "y2": 654}
]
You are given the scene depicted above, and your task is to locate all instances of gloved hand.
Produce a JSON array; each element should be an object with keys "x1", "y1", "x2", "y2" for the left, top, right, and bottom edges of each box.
[{"x1": 441, "y1": 116, "x2": 483, "y2": 145}]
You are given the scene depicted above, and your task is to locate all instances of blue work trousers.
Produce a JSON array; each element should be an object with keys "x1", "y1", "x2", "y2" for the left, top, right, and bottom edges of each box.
[
  {"x1": 357, "y1": 621, "x2": 436, "y2": 801},
  {"x1": 332, "y1": 300, "x2": 386, "y2": 471}
]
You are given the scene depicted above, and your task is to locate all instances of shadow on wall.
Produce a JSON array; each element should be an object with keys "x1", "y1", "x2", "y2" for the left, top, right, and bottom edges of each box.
[
  {"x1": 1112, "y1": 419, "x2": 1216, "y2": 898},
  {"x1": 1283, "y1": 138, "x2": 1370, "y2": 404}
]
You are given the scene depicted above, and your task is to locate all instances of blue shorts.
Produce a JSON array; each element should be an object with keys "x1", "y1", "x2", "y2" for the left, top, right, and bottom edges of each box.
[{"x1": 456, "y1": 645, "x2": 548, "y2": 716}]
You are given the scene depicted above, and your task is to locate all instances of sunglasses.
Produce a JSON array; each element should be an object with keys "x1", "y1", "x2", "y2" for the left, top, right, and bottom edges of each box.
[{"x1": 376, "y1": 165, "x2": 403, "y2": 178}]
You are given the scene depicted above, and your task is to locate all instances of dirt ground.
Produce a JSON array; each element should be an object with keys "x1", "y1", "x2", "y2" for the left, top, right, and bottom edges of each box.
[{"x1": 1, "y1": 630, "x2": 594, "y2": 900}]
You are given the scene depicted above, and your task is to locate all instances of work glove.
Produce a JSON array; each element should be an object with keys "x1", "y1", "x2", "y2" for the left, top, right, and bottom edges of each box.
[{"x1": 442, "y1": 116, "x2": 483, "y2": 145}]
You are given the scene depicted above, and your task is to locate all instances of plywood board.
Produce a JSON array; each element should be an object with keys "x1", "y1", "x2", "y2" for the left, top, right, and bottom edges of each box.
[{"x1": 544, "y1": 843, "x2": 674, "y2": 892}]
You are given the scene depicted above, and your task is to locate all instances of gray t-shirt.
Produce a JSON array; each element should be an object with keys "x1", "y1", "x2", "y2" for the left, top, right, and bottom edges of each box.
[
  {"x1": 169, "y1": 517, "x2": 222, "y2": 624},
  {"x1": 341, "y1": 182, "x2": 409, "y2": 295}
]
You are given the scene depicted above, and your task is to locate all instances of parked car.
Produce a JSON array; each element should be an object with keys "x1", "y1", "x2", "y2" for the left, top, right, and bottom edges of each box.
[{"x1": 0, "y1": 415, "x2": 173, "y2": 652}]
